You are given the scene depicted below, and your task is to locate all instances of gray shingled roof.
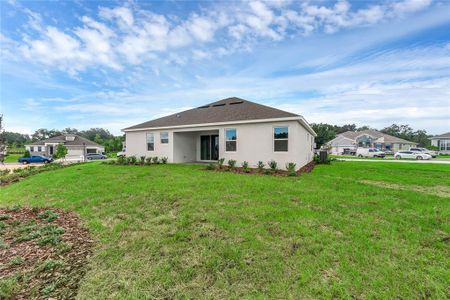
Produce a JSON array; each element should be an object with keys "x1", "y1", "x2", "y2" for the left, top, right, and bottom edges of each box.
[
  {"x1": 431, "y1": 132, "x2": 450, "y2": 139},
  {"x1": 338, "y1": 130, "x2": 416, "y2": 144},
  {"x1": 124, "y1": 97, "x2": 299, "y2": 130},
  {"x1": 29, "y1": 135, "x2": 103, "y2": 147}
]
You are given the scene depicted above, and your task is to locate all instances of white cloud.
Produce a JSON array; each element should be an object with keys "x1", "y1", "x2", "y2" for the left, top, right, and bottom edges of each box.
[{"x1": 7, "y1": 0, "x2": 439, "y2": 74}]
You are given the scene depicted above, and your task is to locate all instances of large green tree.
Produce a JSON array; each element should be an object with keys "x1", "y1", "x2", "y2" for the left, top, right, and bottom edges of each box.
[{"x1": 311, "y1": 123, "x2": 337, "y2": 149}]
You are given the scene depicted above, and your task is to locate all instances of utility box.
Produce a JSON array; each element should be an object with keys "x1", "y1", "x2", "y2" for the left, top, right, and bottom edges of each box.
[{"x1": 319, "y1": 150, "x2": 328, "y2": 164}]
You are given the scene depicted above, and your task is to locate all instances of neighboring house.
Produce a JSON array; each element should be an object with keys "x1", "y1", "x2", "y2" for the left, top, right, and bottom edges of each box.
[
  {"x1": 123, "y1": 97, "x2": 316, "y2": 169},
  {"x1": 25, "y1": 134, "x2": 105, "y2": 158},
  {"x1": 430, "y1": 132, "x2": 450, "y2": 154},
  {"x1": 327, "y1": 129, "x2": 417, "y2": 155}
]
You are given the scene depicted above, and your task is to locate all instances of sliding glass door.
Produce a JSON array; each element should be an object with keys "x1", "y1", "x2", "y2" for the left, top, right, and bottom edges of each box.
[{"x1": 200, "y1": 135, "x2": 219, "y2": 160}]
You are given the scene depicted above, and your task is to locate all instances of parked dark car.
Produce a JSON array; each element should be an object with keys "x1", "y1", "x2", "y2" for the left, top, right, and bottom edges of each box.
[
  {"x1": 86, "y1": 153, "x2": 107, "y2": 160},
  {"x1": 18, "y1": 155, "x2": 53, "y2": 164}
]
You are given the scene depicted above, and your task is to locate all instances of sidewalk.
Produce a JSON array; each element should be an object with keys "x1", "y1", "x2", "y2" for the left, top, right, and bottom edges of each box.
[{"x1": 336, "y1": 158, "x2": 450, "y2": 164}]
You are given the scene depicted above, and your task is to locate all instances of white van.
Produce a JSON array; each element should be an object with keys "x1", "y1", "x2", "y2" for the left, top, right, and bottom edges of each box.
[{"x1": 356, "y1": 148, "x2": 385, "y2": 158}]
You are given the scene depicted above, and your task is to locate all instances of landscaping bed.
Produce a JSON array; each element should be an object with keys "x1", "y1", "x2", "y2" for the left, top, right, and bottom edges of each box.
[
  {"x1": 0, "y1": 207, "x2": 94, "y2": 299},
  {"x1": 204, "y1": 159, "x2": 316, "y2": 176}
]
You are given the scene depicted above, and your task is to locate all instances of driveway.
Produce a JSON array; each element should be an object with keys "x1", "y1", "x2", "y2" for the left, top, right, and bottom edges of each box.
[
  {"x1": 0, "y1": 163, "x2": 46, "y2": 171},
  {"x1": 336, "y1": 158, "x2": 450, "y2": 164}
]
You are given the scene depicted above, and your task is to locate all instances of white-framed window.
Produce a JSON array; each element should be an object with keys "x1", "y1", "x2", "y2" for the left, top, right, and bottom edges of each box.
[
  {"x1": 225, "y1": 128, "x2": 237, "y2": 152},
  {"x1": 30, "y1": 146, "x2": 34, "y2": 152},
  {"x1": 38, "y1": 146, "x2": 42, "y2": 152},
  {"x1": 146, "y1": 133, "x2": 154, "y2": 151},
  {"x1": 274, "y1": 127, "x2": 288, "y2": 152},
  {"x1": 160, "y1": 132, "x2": 169, "y2": 144}
]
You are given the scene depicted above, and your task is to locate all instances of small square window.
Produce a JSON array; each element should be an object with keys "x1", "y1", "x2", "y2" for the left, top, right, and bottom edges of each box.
[
  {"x1": 160, "y1": 132, "x2": 169, "y2": 144},
  {"x1": 38, "y1": 146, "x2": 42, "y2": 152},
  {"x1": 30, "y1": 146, "x2": 34, "y2": 152}
]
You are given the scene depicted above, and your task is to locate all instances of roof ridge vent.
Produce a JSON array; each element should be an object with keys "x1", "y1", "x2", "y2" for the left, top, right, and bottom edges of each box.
[
  {"x1": 197, "y1": 105, "x2": 210, "y2": 109},
  {"x1": 229, "y1": 100, "x2": 244, "y2": 105},
  {"x1": 212, "y1": 103, "x2": 226, "y2": 107}
]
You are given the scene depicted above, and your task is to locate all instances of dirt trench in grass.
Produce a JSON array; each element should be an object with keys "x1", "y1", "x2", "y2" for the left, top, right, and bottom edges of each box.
[{"x1": 0, "y1": 207, "x2": 94, "y2": 299}]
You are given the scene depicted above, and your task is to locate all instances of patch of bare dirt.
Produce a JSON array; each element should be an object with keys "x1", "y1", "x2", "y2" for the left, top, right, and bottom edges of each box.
[
  {"x1": 360, "y1": 180, "x2": 450, "y2": 198},
  {"x1": 0, "y1": 207, "x2": 94, "y2": 299}
]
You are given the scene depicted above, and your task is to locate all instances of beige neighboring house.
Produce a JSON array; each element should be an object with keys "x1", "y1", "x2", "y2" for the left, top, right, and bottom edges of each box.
[
  {"x1": 430, "y1": 132, "x2": 450, "y2": 154},
  {"x1": 123, "y1": 97, "x2": 316, "y2": 169},
  {"x1": 25, "y1": 134, "x2": 105, "y2": 159},
  {"x1": 327, "y1": 129, "x2": 417, "y2": 155}
]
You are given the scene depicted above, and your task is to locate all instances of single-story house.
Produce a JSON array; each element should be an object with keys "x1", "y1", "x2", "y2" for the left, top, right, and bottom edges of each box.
[
  {"x1": 327, "y1": 129, "x2": 417, "y2": 155},
  {"x1": 25, "y1": 134, "x2": 105, "y2": 158},
  {"x1": 430, "y1": 132, "x2": 450, "y2": 154},
  {"x1": 123, "y1": 97, "x2": 316, "y2": 169}
]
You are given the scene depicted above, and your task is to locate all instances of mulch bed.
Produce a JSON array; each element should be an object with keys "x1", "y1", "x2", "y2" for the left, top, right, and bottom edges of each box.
[
  {"x1": 0, "y1": 207, "x2": 94, "y2": 299},
  {"x1": 205, "y1": 161, "x2": 316, "y2": 177}
]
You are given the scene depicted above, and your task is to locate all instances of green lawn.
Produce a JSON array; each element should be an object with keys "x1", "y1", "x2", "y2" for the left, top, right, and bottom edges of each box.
[
  {"x1": 1, "y1": 162, "x2": 449, "y2": 299},
  {"x1": 3, "y1": 154, "x2": 22, "y2": 163}
]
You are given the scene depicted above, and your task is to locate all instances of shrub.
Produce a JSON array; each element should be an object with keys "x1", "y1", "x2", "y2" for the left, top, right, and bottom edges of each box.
[
  {"x1": 0, "y1": 169, "x2": 10, "y2": 176},
  {"x1": 206, "y1": 162, "x2": 216, "y2": 170},
  {"x1": 257, "y1": 161, "x2": 265, "y2": 172},
  {"x1": 152, "y1": 156, "x2": 159, "y2": 164},
  {"x1": 117, "y1": 156, "x2": 126, "y2": 165},
  {"x1": 128, "y1": 156, "x2": 137, "y2": 165},
  {"x1": 38, "y1": 210, "x2": 59, "y2": 222},
  {"x1": 286, "y1": 162, "x2": 297, "y2": 176},
  {"x1": 23, "y1": 150, "x2": 31, "y2": 157},
  {"x1": 161, "y1": 157, "x2": 168, "y2": 164},
  {"x1": 268, "y1": 160, "x2": 278, "y2": 172},
  {"x1": 9, "y1": 256, "x2": 24, "y2": 266},
  {"x1": 140, "y1": 156, "x2": 146, "y2": 165},
  {"x1": 242, "y1": 161, "x2": 250, "y2": 173},
  {"x1": 218, "y1": 158, "x2": 225, "y2": 169},
  {"x1": 228, "y1": 159, "x2": 237, "y2": 170},
  {"x1": 39, "y1": 259, "x2": 64, "y2": 272},
  {"x1": 0, "y1": 214, "x2": 10, "y2": 221},
  {"x1": 145, "y1": 157, "x2": 152, "y2": 165}
]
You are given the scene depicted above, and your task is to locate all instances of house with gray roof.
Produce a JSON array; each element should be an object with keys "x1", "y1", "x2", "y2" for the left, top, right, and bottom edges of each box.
[
  {"x1": 123, "y1": 97, "x2": 316, "y2": 169},
  {"x1": 430, "y1": 132, "x2": 450, "y2": 154},
  {"x1": 25, "y1": 134, "x2": 105, "y2": 158},
  {"x1": 327, "y1": 129, "x2": 417, "y2": 155}
]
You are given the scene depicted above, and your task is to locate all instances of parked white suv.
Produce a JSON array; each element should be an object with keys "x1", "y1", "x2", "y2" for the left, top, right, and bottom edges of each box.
[
  {"x1": 356, "y1": 148, "x2": 385, "y2": 158},
  {"x1": 394, "y1": 151, "x2": 432, "y2": 160},
  {"x1": 409, "y1": 147, "x2": 437, "y2": 158}
]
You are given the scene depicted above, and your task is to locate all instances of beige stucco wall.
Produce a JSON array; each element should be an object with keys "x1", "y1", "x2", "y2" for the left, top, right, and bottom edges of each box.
[{"x1": 125, "y1": 120, "x2": 314, "y2": 169}]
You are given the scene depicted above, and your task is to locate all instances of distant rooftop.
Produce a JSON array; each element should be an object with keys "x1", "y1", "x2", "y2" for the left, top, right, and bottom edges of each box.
[
  {"x1": 338, "y1": 129, "x2": 416, "y2": 144},
  {"x1": 28, "y1": 134, "x2": 103, "y2": 147}
]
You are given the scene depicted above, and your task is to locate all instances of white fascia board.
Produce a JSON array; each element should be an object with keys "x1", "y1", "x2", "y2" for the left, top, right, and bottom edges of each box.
[{"x1": 123, "y1": 116, "x2": 317, "y2": 136}]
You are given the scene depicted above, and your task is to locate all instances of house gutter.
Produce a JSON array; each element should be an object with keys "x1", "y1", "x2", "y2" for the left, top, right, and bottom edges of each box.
[{"x1": 122, "y1": 116, "x2": 317, "y2": 136}]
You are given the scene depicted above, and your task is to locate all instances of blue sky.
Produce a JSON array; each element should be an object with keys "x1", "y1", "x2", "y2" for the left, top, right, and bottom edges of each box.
[{"x1": 1, "y1": 0, "x2": 449, "y2": 135}]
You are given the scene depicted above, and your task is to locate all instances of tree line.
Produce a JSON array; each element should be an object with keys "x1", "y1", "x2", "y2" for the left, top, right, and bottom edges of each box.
[
  {"x1": 0, "y1": 126, "x2": 124, "y2": 153},
  {"x1": 311, "y1": 123, "x2": 433, "y2": 149}
]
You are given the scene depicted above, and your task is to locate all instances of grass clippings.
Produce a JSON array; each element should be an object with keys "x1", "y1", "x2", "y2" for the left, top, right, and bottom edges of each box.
[
  {"x1": 0, "y1": 207, "x2": 94, "y2": 299},
  {"x1": 360, "y1": 180, "x2": 450, "y2": 198}
]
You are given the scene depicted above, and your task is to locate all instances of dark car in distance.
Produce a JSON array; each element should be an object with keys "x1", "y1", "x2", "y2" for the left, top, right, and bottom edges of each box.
[
  {"x1": 18, "y1": 155, "x2": 53, "y2": 164},
  {"x1": 86, "y1": 153, "x2": 107, "y2": 160}
]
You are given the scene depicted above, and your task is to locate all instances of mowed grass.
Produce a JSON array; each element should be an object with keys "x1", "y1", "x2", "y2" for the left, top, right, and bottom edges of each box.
[
  {"x1": 3, "y1": 154, "x2": 22, "y2": 163},
  {"x1": 1, "y1": 162, "x2": 449, "y2": 299}
]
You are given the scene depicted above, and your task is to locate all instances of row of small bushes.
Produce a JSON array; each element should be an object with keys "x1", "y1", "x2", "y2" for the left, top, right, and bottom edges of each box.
[
  {"x1": 0, "y1": 163, "x2": 69, "y2": 185},
  {"x1": 104, "y1": 156, "x2": 168, "y2": 166},
  {"x1": 206, "y1": 158, "x2": 299, "y2": 176}
]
